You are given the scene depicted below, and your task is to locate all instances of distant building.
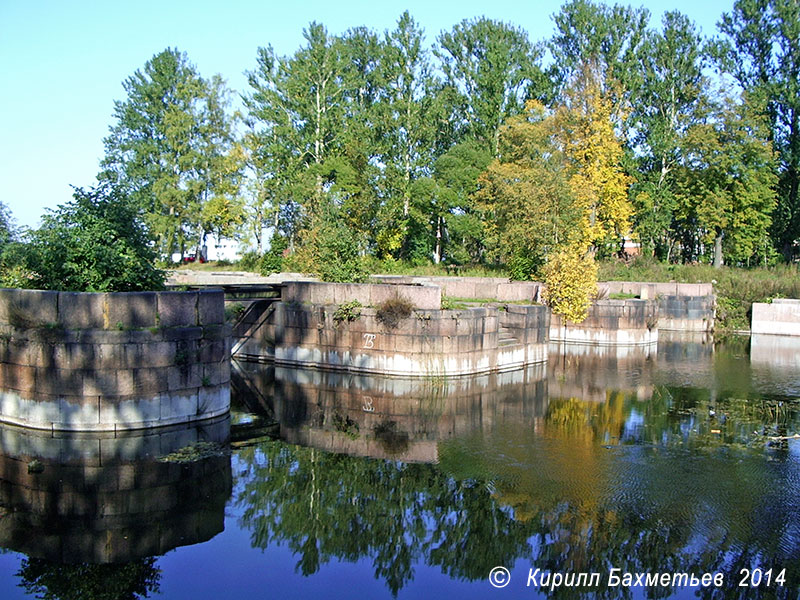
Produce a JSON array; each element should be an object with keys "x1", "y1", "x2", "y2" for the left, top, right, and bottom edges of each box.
[{"x1": 204, "y1": 234, "x2": 241, "y2": 262}]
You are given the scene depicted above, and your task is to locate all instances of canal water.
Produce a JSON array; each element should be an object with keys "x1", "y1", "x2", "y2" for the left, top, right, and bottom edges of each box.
[{"x1": 1, "y1": 334, "x2": 799, "y2": 599}]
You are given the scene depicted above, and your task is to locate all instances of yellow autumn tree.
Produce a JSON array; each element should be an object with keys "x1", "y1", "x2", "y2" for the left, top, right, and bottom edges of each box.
[
  {"x1": 477, "y1": 64, "x2": 632, "y2": 321},
  {"x1": 554, "y1": 63, "x2": 633, "y2": 255}
]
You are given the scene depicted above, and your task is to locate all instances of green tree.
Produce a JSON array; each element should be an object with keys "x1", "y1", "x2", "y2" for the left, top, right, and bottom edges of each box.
[
  {"x1": 715, "y1": 0, "x2": 800, "y2": 260},
  {"x1": 435, "y1": 18, "x2": 549, "y2": 157},
  {"x1": 475, "y1": 101, "x2": 579, "y2": 279},
  {"x1": 674, "y1": 93, "x2": 778, "y2": 267},
  {"x1": 549, "y1": 0, "x2": 649, "y2": 97},
  {"x1": 373, "y1": 12, "x2": 440, "y2": 260},
  {"x1": 433, "y1": 140, "x2": 492, "y2": 264},
  {"x1": 101, "y1": 48, "x2": 240, "y2": 260},
  {"x1": 19, "y1": 185, "x2": 164, "y2": 292},
  {"x1": 245, "y1": 24, "x2": 349, "y2": 244},
  {"x1": 631, "y1": 11, "x2": 708, "y2": 260}
]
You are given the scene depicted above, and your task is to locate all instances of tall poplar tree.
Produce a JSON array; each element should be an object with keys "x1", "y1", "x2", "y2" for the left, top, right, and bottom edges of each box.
[
  {"x1": 435, "y1": 18, "x2": 549, "y2": 157},
  {"x1": 632, "y1": 11, "x2": 707, "y2": 259},
  {"x1": 100, "y1": 48, "x2": 239, "y2": 259},
  {"x1": 715, "y1": 0, "x2": 800, "y2": 260}
]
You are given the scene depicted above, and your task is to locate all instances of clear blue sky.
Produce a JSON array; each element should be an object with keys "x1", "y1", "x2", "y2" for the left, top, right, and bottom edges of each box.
[{"x1": 1, "y1": 0, "x2": 727, "y2": 230}]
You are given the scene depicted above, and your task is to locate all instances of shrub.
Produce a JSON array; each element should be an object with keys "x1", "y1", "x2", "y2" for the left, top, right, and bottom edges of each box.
[
  {"x1": 260, "y1": 232, "x2": 288, "y2": 275},
  {"x1": 237, "y1": 251, "x2": 261, "y2": 272},
  {"x1": 333, "y1": 300, "x2": 362, "y2": 323},
  {"x1": 543, "y1": 249, "x2": 598, "y2": 323},
  {"x1": 376, "y1": 295, "x2": 414, "y2": 329},
  {"x1": 17, "y1": 184, "x2": 164, "y2": 292}
]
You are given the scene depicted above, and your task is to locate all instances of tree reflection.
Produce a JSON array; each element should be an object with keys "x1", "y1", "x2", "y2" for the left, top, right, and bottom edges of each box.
[
  {"x1": 236, "y1": 387, "x2": 800, "y2": 598},
  {"x1": 16, "y1": 557, "x2": 160, "y2": 600}
]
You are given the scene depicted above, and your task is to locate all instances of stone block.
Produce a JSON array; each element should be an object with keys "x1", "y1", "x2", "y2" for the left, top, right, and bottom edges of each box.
[
  {"x1": 163, "y1": 326, "x2": 203, "y2": 342},
  {"x1": 420, "y1": 335, "x2": 443, "y2": 354},
  {"x1": 0, "y1": 289, "x2": 59, "y2": 327},
  {"x1": 82, "y1": 370, "x2": 119, "y2": 396},
  {"x1": 54, "y1": 343, "x2": 97, "y2": 370},
  {"x1": 166, "y1": 364, "x2": 202, "y2": 391},
  {"x1": 160, "y1": 390, "x2": 199, "y2": 422},
  {"x1": 3, "y1": 363, "x2": 36, "y2": 393},
  {"x1": 99, "y1": 395, "x2": 161, "y2": 429},
  {"x1": 199, "y1": 339, "x2": 226, "y2": 363},
  {"x1": 655, "y1": 282, "x2": 679, "y2": 296},
  {"x1": 58, "y1": 292, "x2": 105, "y2": 329},
  {"x1": 106, "y1": 292, "x2": 157, "y2": 329},
  {"x1": 442, "y1": 279, "x2": 477, "y2": 299},
  {"x1": 36, "y1": 368, "x2": 83, "y2": 396},
  {"x1": 157, "y1": 291, "x2": 198, "y2": 328},
  {"x1": 198, "y1": 289, "x2": 224, "y2": 325},
  {"x1": 198, "y1": 384, "x2": 230, "y2": 416},
  {"x1": 57, "y1": 396, "x2": 100, "y2": 429},
  {"x1": 201, "y1": 363, "x2": 227, "y2": 387},
  {"x1": 472, "y1": 281, "x2": 499, "y2": 299},
  {"x1": 143, "y1": 342, "x2": 177, "y2": 368}
]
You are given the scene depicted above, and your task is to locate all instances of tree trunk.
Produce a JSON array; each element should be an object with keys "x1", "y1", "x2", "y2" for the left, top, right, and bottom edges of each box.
[
  {"x1": 433, "y1": 216, "x2": 442, "y2": 264},
  {"x1": 713, "y1": 230, "x2": 724, "y2": 269}
]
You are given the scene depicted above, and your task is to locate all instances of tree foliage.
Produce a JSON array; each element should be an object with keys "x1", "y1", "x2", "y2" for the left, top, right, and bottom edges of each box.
[
  {"x1": 715, "y1": 0, "x2": 800, "y2": 260},
  {"x1": 18, "y1": 185, "x2": 164, "y2": 292},
  {"x1": 101, "y1": 48, "x2": 241, "y2": 259}
]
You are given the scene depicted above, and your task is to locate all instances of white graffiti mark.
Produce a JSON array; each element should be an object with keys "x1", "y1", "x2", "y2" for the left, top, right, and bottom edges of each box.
[{"x1": 363, "y1": 333, "x2": 376, "y2": 349}]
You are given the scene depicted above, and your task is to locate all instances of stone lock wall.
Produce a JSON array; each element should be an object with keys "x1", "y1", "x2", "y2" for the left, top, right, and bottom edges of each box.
[
  {"x1": 0, "y1": 288, "x2": 230, "y2": 431},
  {"x1": 600, "y1": 281, "x2": 715, "y2": 332},
  {"x1": 550, "y1": 299, "x2": 659, "y2": 346},
  {"x1": 260, "y1": 302, "x2": 549, "y2": 377}
]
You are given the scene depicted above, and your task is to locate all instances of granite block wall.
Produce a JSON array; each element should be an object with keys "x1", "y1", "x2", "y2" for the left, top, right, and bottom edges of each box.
[
  {"x1": 0, "y1": 288, "x2": 230, "y2": 431},
  {"x1": 245, "y1": 302, "x2": 549, "y2": 377}
]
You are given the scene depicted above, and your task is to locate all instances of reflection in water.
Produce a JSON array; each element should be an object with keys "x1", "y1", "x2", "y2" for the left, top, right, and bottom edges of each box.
[
  {"x1": 0, "y1": 418, "x2": 232, "y2": 599},
  {"x1": 233, "y1": 360, "x2": 548, "y2": 462},
  {"x1": 233, "y1": 339, "x2": 800, "y2": 598}
]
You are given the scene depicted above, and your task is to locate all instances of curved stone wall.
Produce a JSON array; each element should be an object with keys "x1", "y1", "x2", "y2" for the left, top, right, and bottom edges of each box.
[
  {"x1": 239, "y1": 302, "x2": 549, "y2": 377},
  {"x1": 550, "y1": 299, "x2": 659, "y2": 346},
  {"x1": 0, "y1": 288, "x2": 230, "y2": 431}
]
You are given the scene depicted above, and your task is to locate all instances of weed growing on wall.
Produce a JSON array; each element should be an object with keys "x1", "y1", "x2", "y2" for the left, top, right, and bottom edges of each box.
[
  {"x1": 376, "y1": 296, "x2": 414, "y2": 329},
  {"x1": 333, "y1": 300, "x2": 363, "y2": 323}
]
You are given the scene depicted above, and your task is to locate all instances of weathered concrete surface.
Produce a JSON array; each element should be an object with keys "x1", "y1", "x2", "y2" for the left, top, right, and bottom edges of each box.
[
  {"x1": 166, "y1": 269, "x2": 315, "y2": 286},
  {"x1": 373, "y1": 276, "x2": 714, "y2": 331},
  {"x1": 236, "y1": 301, "x2": 549, "y2": 377},
  {"x1": 0, "y1": 416, "x2": 231, "y2": 563},
  {"x1": 0, "y1": 288, "x2": 231, "y2": 431},
  {"x1": 752, "y1": 299, "x2": 800, "y2": 336},
  {"x1": 372, "y1": 275, "x2": 543, "y2": 303},
  {"x1": 550, "y1": 299, "x2": 659, "y2": 346}
]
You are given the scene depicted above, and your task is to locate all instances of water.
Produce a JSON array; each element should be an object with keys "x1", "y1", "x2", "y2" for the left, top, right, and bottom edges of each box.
[{"x1": 2, "y1": 334, "x2": 800, "y2": 599}]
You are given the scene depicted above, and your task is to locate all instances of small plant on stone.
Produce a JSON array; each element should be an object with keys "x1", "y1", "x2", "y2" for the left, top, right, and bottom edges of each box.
[
  {"x1": 333, "y1": 300, "x2": 362, "y2": 324},
  {"x1": 376, "y1": 295, "x2": 414, "y2": 329},
  {"x1": 332, "y1": 411, "x2": 360, "y2": 439}
]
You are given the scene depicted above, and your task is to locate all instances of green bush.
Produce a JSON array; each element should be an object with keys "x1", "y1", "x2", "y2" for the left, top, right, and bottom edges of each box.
[
  {"x1": 260, "y1": 232, "x2": 288, "y2": 275},
  {"x1": 237, "y1": 251, "x2": 261, "y2": 272},
  {"x1": 16, "y1": 185, "x2": 164, "y2": 292},
  {"x1": 333, "y1": 300, "x2": 362, "y2": 323}
]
